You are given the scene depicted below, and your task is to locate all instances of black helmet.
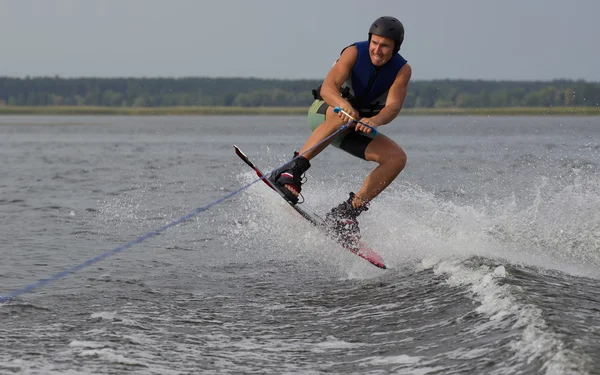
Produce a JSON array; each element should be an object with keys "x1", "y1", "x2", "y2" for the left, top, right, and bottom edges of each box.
[{"x1": 368, "y1": 16, "x2": 404, "y2": 52}]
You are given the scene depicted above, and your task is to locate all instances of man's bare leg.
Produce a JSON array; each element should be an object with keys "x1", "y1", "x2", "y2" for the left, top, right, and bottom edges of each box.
[
  {"x1": 297, "y1": 106, "x2": 349, "y2": 160},
  {"x1": 282, "y1": 106, "x2": 350, "y2": 196},
  {"x1": 353, "y1": 134, "x2": 407, "y2": 207}
]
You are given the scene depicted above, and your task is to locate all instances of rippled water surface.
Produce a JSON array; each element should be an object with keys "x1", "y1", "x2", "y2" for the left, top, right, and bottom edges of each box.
[{"x1": 1, "y1": 115, "x2": 599, "y2": 374}]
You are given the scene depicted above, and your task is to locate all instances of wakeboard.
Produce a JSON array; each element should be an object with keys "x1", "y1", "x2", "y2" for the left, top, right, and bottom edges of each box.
[{"x1": 234, "y1": 145, "x2": 387, "y2": 269}]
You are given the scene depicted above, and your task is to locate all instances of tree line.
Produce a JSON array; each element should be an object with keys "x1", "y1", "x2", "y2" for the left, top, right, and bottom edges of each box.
[{"x1": 1, "y1": 76, "x2": 599, "y2": 108}]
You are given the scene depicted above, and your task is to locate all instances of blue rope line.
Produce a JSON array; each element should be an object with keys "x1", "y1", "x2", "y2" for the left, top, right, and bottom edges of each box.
[{"x1": 0, "y1": 122, "x2": 349, "y2": 304}]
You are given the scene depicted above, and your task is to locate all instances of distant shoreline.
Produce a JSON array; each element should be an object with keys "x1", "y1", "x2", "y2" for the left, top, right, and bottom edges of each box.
[{"x1": 0, "y1": 105, "x2": 599, "y2": 116}]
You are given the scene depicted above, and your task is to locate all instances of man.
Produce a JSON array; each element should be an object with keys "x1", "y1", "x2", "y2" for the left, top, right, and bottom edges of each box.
[{"x1": 269, "y1": 16, "x2": 412, "y2": 248}]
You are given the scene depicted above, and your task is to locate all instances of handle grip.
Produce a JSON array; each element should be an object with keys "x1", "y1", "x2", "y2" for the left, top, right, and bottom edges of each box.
[{"x1": 333, "y1": 107, "x2": 378, "y2": 135}]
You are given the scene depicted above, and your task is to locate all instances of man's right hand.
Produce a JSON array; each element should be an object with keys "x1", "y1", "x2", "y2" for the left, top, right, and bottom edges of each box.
[{"x1": 335, "y1": 104, "x2": 359, "y2": 124}]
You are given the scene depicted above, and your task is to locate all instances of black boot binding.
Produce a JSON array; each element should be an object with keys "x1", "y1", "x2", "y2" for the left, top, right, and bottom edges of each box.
[
  {"x1": 324, "y1": 192, "x2": 369, "y2": 250},
  {"x1": 268, "y1": 153, "x2": 311, "y2": 205}
]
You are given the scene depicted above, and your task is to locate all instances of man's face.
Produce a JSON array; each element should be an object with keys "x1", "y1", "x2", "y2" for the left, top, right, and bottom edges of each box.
[{"x1": 369, "y1": 34, "x2": 395, "y2": 66}]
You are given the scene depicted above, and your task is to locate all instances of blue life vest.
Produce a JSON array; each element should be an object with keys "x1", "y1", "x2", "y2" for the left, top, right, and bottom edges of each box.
[
  {"x1": 347, "y1": 41, "x2": 407, "y2": 107},
  {"x1": 311, "y1": 40, "x2": 408, "y2": 117}
]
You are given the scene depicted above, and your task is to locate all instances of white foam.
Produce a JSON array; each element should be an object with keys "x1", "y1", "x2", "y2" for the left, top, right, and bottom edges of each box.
[
  {"x1": 89, "y1": 311, "x2": 116, "y2": 320},
  {"x1": 494, "y1": 265, "x2": 506, "y2": 277},
  {"x1": 364, "y1": 354, "x2": 422, "y2": 365},
  {"x1": 367, "y1": 179, "x2": 600, "y2": 279},
  {"x1": 313, "y1": 336, "x2": 364, "y2": 349},
  {"x1": 69, "y1": 340, "x2": 106, "y2": 349},
  {"x1": 230, "y1": 171, "x2": 378, "y2": 277},
  {"x1": 229, "y1": 161, "x2": 597, "y2": 372},
  {"x1": 77, "y1": 348, "x2": 144, "y2": 366},
  {"x1": 433, "y1": 259, "x2": 580, "y2": 374}
]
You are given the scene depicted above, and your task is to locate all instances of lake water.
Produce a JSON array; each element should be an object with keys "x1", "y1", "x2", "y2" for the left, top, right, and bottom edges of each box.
[{"x1": 0, "y1": 115, "x2": 599, "y2": 374}]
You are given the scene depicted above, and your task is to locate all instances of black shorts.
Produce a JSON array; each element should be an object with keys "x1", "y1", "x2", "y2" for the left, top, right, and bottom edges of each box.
[{"x1": 308, "y1": 100, "x2": 377, "y2": 160}]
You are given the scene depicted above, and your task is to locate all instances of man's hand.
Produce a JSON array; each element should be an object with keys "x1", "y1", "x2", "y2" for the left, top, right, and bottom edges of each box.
[
  {"x1": 355, "y1": 117, "x2": 379, "y2": 134},
  {"x1": 335, "y1": 104, "x2": 359, "y2": 124}
]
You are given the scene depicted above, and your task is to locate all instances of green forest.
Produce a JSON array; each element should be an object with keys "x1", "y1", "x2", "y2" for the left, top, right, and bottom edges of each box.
[{"x1": 1, "y1": 76, "x2": 599, "y2": 109}]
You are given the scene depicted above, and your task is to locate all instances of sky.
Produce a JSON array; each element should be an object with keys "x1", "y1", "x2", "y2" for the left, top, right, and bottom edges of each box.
[{"x1": 1, "y1": 0, "x2": 598, "y2": 81}]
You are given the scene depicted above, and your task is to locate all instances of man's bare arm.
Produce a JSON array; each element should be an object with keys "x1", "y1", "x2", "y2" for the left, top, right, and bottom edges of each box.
[
  {"x1": 370, "y1": 63, "x2": 412, "y2": 126},
  {"x1": 319, "y1": 46, "x2": 360, "y2": 121}
]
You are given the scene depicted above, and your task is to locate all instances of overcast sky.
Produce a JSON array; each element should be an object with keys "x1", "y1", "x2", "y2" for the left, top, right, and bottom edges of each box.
[{"x1": 1, "y1": 0, "x2": 598, "y2": 81}]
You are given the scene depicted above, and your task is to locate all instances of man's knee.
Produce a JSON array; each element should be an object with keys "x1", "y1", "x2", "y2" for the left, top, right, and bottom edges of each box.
[
  {"x1": 384, "y1": 146, "x2": 407, "y2": 171},
  {"x1": 393, "y1": 148, "x2": 407, "y2": 171}
]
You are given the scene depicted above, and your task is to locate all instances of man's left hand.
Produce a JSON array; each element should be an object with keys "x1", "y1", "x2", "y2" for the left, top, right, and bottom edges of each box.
[{"x1": 355, "y1": 118, "x2": 379, "y2": 134}]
